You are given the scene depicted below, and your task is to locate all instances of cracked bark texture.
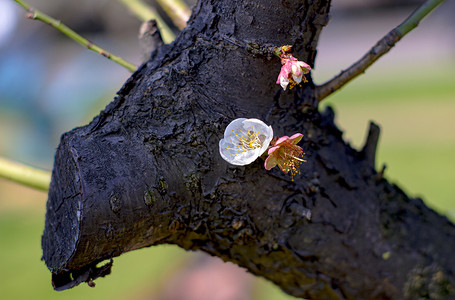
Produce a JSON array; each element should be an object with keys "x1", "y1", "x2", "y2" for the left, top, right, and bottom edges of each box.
[{"x1": 42, "y1": 0, "x2": 455, "y2": 299}]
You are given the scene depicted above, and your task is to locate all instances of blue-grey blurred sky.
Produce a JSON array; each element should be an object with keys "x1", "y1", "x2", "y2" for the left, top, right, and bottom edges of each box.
[
  {"x1": 0, "y1": 0, "x2": 142, "y2": 168},
  {"x1": 0, "y1": 0, "x2": 453, "y2": 169}
]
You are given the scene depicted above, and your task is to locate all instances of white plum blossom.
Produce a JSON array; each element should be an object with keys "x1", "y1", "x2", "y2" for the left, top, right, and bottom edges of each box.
[{"x1": 219, "y1": 118, "x2": 273, "y2": 166}]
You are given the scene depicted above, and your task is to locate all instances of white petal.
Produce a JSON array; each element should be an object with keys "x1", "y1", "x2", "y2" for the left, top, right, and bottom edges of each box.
[
  {"x1": 279, "y1": 76, "x2": 289, "y2": 90},
  {"x1": 291, "y1": 64, "x2": 300, "y2": 75},
  {"x1": 292, "y1": 74, "x2": 302, "y2": 83},
  {"x1": 224, "y1": 118, "x2": 246, "y2": 138},
  {"x1": 219, "y1": 118, "x2": 274, "y2": 166},
  {"x1": 242, "y1": 119, "x2": 273, "y2": 153},
  {"x1": 259, "y1": 126, "x2": 274, "y2": 155},
  {"x1": 219, "y1": 139, "x2": 241, "y2": 163},
  {"x1": 242, "y1": 118, "x2": 268, "y2": 131},
  {"x1": 233, "y1": 148, "x2": 263, "y2": 165}
]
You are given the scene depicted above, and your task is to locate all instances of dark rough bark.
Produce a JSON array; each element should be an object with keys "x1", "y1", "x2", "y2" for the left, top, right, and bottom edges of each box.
[{"x1": 42, "y1": 0, "x2": 455, "y2": 299}]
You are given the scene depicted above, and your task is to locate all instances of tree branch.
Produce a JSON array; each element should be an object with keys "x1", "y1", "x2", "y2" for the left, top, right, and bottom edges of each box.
[
  {"x1": 156, "y1": 0, "x2": 191, "y2": 30},
  {"x1": 0, "y1": 157, "x2": 50, "y2": 191},
  {"x1": 14, "y1": 0, "x2": 137, "y2": 72},
  {"x1": 359, "y1": 121, "x2": 381, "y2": 168},
  {"x1": 315, "y1": 0, "x2": 446, "y2": 102},
  {"x1": 138, "y1": 20, "x2": 164, "y2": 63},
  {"x1": 40, "y1": 0, "x2": 455, "y2": 298},
  {"x1": 117, "y1": 0, "x2": 175, "y2": 43}
]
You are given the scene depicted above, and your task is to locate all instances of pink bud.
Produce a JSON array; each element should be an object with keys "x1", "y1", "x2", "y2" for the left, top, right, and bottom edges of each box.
[{"x1": 276, "y1": 52, "x2": 311, "y2": 91}]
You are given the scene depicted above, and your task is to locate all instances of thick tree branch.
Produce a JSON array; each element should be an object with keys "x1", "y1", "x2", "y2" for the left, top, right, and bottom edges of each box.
[
  {"x1": 41, "y1": 0, "x2": 455, "y2": 299},
  {"x1": 315, "y1": 0, "x2": 446, "y2": 102}
]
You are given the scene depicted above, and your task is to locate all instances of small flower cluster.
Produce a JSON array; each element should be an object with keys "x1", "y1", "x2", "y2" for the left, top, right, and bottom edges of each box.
[
  {"x1": 275, "y1": 45, "x2": 311, "y2": 91},
  {"x1": 218, "y1": 45, "x2": 309, "y2": 178},
  {"x1": 219, "y1": 118, "x2": 305, "y2": 179}
]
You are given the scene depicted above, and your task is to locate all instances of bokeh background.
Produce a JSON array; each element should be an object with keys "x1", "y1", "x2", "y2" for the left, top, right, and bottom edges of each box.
[{"x1": 0, "y1": 0, "x2": 454, "y2": 299}]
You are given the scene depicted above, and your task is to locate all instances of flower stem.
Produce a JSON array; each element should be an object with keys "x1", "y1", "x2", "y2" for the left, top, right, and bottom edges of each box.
[
  {"x1": 315, "y1": 0, "x2": 446, "y2": 102},
  {"x1": 117, "y1": 0, "x2": 175, "y2": 43},
  {"x1": 0, "y1": 157, "x2": 51, "y2": 192},
  {"x1": 14, "y1": 0, "x2": 137, "y2": 72},
  {"x1": 156, "y1": 0, "x2": 191, "y2": 30}
]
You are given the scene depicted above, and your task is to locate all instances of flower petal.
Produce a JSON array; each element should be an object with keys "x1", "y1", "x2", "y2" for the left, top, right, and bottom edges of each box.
[
  {"x1": 267, "y1": 145, "x2": 281, "y2": 154},
  {"x1": 242, "y1": 119, "x2": 274, "y2": 155},
  {"x1": 279, "y1": 77, "x2": 289, "y2": 90},
  {"x1": 230, "y1": 148, "x2": 263, "y2": 165},
  {"x1": 219, "y1": 118, "x2": 274, "y2": 166},
  {"x1": 292, "y1": 73, "x2": 302, "y2": 84},
  {"x1": 219, "y1": 139, "x2": 240, "y2": 163},
  {"x1": 275, "y1": 136, "x2": 289, "y2": 146},
  {"x1": 289, "y1": 133, "x2": 303, "y2": 144},
  {"x1": 224, "y1": 118, "x2": 247, "y2": 137},
  {"x1": 291, "y1": 64, "x2": 302, "y2": 77},
  {"x1": 297, "y1": 61, "x2": 311, "y2": 73},
  {"x1": 264, "y1": 154, "x2": 278, "y2": 170}
]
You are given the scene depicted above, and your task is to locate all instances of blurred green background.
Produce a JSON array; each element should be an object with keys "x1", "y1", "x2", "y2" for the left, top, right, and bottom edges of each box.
[{"x1": 0, "y1": 0, "x2": 454, "y2": 299}]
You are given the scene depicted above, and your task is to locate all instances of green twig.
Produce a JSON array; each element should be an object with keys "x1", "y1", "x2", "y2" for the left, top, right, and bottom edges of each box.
[
  {"x1": 395, "y1": 0, "x2": 444, "y2": 35},
  {"x1": 315, "y1": 0, "x2": 445, "y2": 102},
  {"x1": 14, "y1": 0, "x2": 137, "y2": 72},
  {"x1": 117, "y1": 0, "x2": 175, "y2": 43},
  {"x1": 0, "y1": 157, "x2": 51, "y2": 192},
  {"x1": 156, "y1": 0, "x2": 191, "y2": 30}
]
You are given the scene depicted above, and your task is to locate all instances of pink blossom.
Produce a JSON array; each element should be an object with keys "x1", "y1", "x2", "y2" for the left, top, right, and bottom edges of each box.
[
  {"x1": 275, "y1": 46, "x2": 311, "y2": 90},
  {"x1": 276, "y1": 60, "x2": 292, "y2": 90},
  {"x1": 264, "y1": 133, "x2": 306, "y2": 178}
]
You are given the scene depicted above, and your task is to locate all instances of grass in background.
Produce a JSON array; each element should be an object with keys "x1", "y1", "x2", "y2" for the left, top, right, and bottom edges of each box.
[
  {"x1": 0, "y1": 181, "x2": 297, "y2": 300},
  {"x1": 0, "y1": 63, "x2": 453, "y2": 300},
  {"x1": 0, "y1": 196, "x2": 189, "y2": 300},
  {"x1": 319, "y1": 63, "x2": 455, "y2": 219}
]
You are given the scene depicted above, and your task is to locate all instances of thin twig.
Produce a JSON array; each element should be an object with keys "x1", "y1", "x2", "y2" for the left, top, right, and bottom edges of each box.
[
  {"x1": 139, "y1": 20, "x2": 164, "y2": 62},
  {"x1": 315, "y1": 0, "x2": 445, "y2": 102},
  {"x1": 0, "y1": 157, "x2": 51, "y2": 191},
  {"x1": 14, "y1": 0, "x2": 137, "y2": 72},
  {"x1": 117, "y1": 0, "x2": 175, "y2": 43},
  {"x1": 360, "y1": 121, "x2": 381, "y2": 168},
  {"x1": 156, "y1": 0, "x2": 191, "y2": 30}
]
